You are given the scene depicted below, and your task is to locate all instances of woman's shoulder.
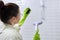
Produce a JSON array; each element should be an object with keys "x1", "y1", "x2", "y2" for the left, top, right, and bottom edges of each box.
[
  {"x1": 0, "y1": 29, "x2": 15, "y2": 39},
  {"x1": 0, "y1": 26, "x2": 22, "y2": 40},
  {"x1": 3, "y1": 28, "x2": 17, "y2": 35},
  {"x1": 0, "y1": 28, "x2": 18, "y2": 38},
  {"x1": 0, "y1": 28, "x2": 22, "y2": 40}
]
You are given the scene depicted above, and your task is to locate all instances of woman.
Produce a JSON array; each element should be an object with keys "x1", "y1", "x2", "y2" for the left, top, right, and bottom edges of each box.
[{"x1": 0, "y1": 1, "x2": 22, "y2": 40}]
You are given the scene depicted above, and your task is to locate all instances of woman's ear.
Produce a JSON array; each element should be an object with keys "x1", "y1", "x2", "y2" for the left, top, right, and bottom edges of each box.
[{"x1": 9, "y1": 17, "x2": 16, "y2": 25}]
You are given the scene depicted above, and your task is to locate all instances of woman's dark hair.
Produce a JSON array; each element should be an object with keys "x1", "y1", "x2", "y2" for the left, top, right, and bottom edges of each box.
[
  {"x1": 0, "y1": 1, "x2": 19, "y2": 24},
  {"x1": 0, "y1": 1, "x2": 4, "y2": 18}
]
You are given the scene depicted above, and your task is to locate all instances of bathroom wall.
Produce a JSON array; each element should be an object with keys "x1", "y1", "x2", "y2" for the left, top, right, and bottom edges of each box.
[
  {"x1": 40, "y1": 0, "x2": 60, "y2": 40},
  {"x1": 2, "y1": 0, "x2": 60, "y2": 40}
]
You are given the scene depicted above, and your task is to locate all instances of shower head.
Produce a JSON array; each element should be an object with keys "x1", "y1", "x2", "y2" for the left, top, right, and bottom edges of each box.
[{"x1": 33, "y1": 21, "x2": 43, "y2": 26}]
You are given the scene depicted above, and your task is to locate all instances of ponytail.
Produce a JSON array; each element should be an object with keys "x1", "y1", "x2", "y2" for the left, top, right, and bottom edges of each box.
[{"x1": 0, "y1": 1, "x2": 4, "y2": 18}]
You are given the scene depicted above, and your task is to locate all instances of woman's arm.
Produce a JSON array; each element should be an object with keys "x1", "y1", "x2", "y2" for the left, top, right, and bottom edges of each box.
[{"x1": 19, "y1": 8, "x2": 31, "y2": 26}]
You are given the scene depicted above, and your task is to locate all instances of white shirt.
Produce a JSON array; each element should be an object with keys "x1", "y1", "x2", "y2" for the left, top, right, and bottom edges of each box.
[
  {"x1": 0, "y1": 20, "x2": 5, "y2": 33},
  {"x1": 0, "y1": 24, "x2": 23, "y2": 40}
]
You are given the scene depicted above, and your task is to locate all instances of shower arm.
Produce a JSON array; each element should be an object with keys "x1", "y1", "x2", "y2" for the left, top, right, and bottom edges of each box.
[
  {"x1": 33, "y1": 21, "x2": 43, "y2": 31},
  {"x1": 40, "y1": 0, "x2": 46, "y2": 21}
]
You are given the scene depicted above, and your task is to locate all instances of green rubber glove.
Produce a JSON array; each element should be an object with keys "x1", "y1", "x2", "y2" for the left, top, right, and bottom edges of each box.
[
  {"x1": 19, "y1": 8, "x2": 31, "y2": 26},
  {"x1": 33, "y1": 29, "x2": 40, "y2": 40}
]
